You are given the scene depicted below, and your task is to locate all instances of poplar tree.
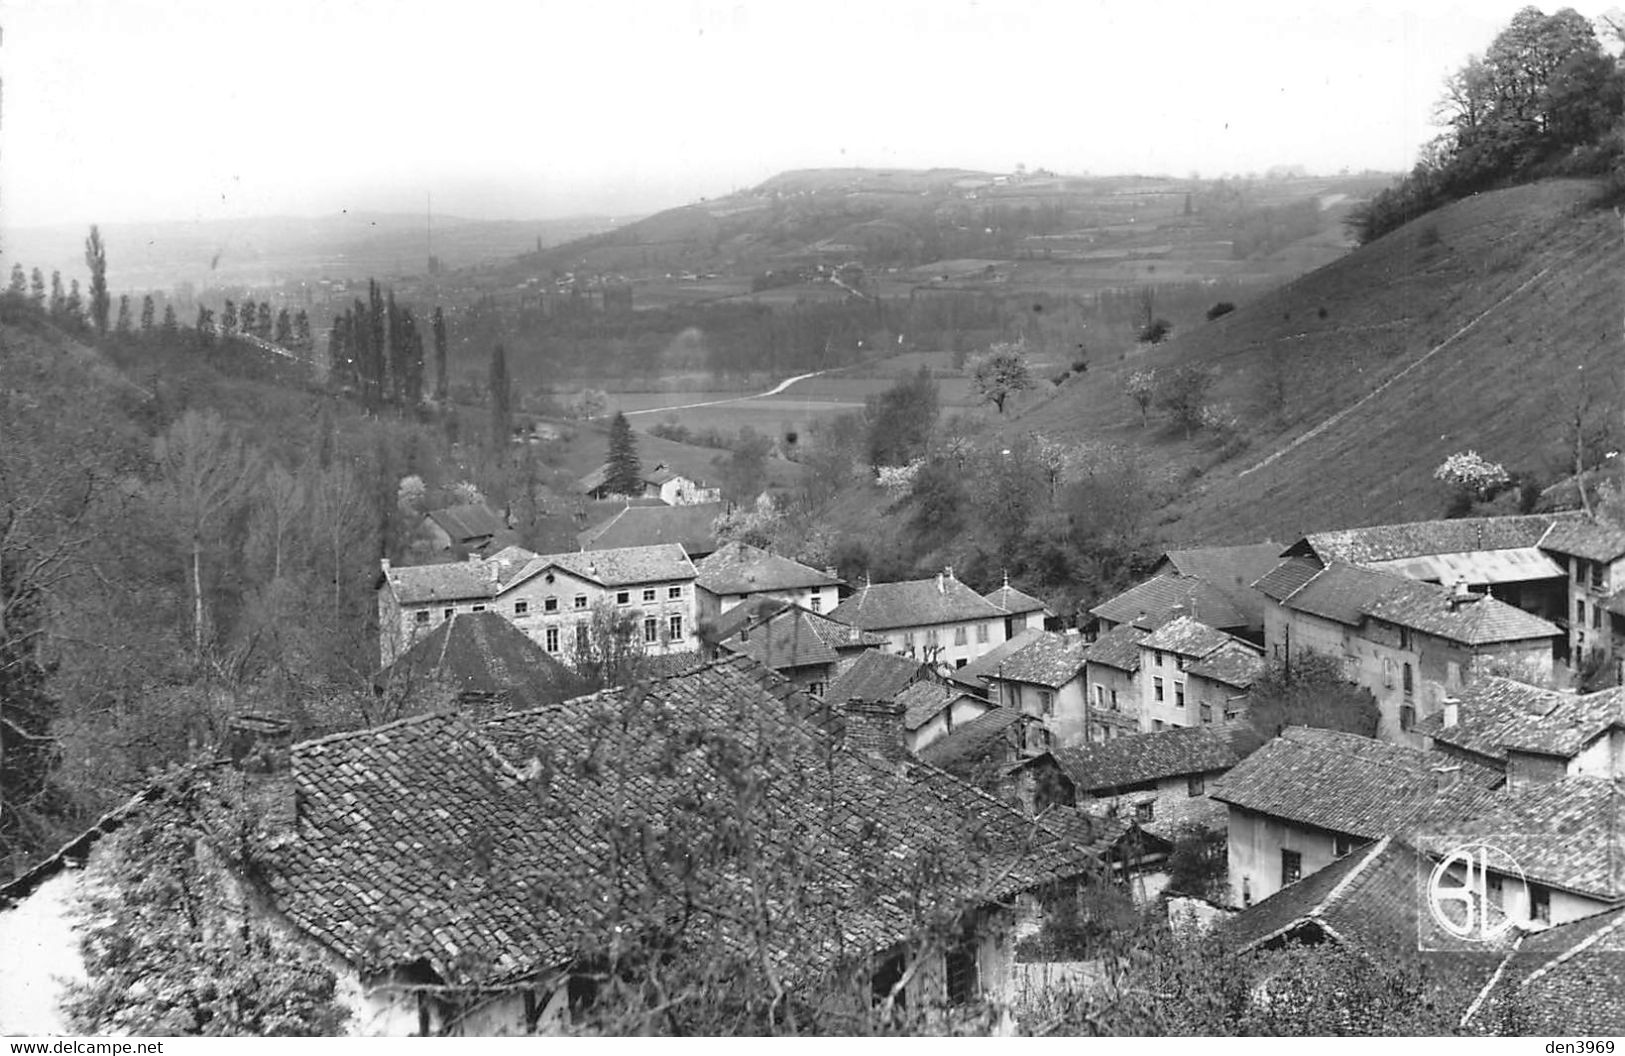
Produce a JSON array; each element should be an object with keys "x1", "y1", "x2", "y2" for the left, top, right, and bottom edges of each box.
[
  {"x1": 489, "y1": 343, "x2": 512, "y2": 446},
  {"x1": 432, "y1": 306, "x2": 448, "y2": 401},
  {"x1": 84, "y1": 225, "x2": 111, "y2": 334}
]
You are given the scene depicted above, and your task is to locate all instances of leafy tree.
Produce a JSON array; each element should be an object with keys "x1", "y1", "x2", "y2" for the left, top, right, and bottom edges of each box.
[
  {"x1": 489, "y1": 342, "x2": 512, "y2": 445},
  {"x1": 140, "y1": 294, "x2": 156, "y2": 334},
  {"x1": 1206, "y1": 301, "x2": 1236, "y2": 321},
  {"x1": 1157, "y1": 364, "x2": 1215, "y2": 438},
  {"x1": 64, "y1": 785, "x2": 351, "y2": 1035},
  {"x1": 274, "y1": 307, "x2": 292, "y2": 346},
  {"x1": 293, "y1": 309, "x2": 312, "y2": 350},
  {"x1": 1123, "y1": 368, "x2": 1158, "y2": 428},
  {"x1": 714, "y1": 426, "x2": 771, "y2": 503},
  {"x1": 256, "y1": 301, "x2": 272, "y2": 341},
  {"x1": 222, "y1": 299, "x2": 239, "y2": 336},
  {"x1": 605, "y1": 411, "x2": 643, "y2": 497},
  {"x1": 65, "y1": 280, "x2": 84, "y2": 328},
  {"x1": 712, "y1": 492, "x2": 787, "y2": 551},
  {"x1": 84, "y1": 225, "x2": 110, "y2": 334},
  {"x1": 968, "y1": 339, "x2": 1035, "y2": 414},
  {"x1": 194, "y1": 307, "x2": 215, "y2": 348},
  {"x1": 865, "y1": 366, "x2": 939, "y2": 468},
  {"x1": 567, "y1": 597, "x2": 647, "y2": 691},
  {"x1": 1138, "y1": 318, "x2": 1172, "y2": 344},
  {"x1": 1243, "y1": 650, "x2": 1380, "y2": 739}
]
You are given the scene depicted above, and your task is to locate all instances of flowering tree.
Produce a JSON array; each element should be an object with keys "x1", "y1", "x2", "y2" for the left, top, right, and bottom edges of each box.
[
  {"x1": 1123, "y1": 369, "x2": 1158, "y2": 427},
  {"x1": 1433, "y1": 451, "x2": 1509, "y2": 499},
  {"x1": 875, "y1": 459, "x2": 926, "y2": 501}
]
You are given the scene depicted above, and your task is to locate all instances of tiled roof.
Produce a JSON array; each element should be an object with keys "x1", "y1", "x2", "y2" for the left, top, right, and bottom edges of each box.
[
  {"x1": 267, "y1": 655, "x2": 1108, "y2": 987},
  {"x1": 824, "y1": 649, "x2": 933, "y2": 705},
  {"x1": 1083, "y1": 623, "x2": 1147, "y2": 673},
  {"x1": 1413, "y1": 777, "x2": 1625, "y2": 900},
  {"x1": 578, "y1": 460, "x2": 690, "y2": 494},
  {"x1": 637, "y1": 651, "x2": 707, "y2": 679},
  {"x1": 577, "y1": 503, "x2": 726, "y2": 557},
  {"x1": 720, "y1": 604, "x2": 883, "y2": 671},
  {"x1": 1362, "y1": 578, "x2": 1560, "y2": 646},
  {"x1": 1274, "y1": 562, "x2": 1401, "y2": 625},
  {"x1": 1185, "y1": 640, "x2": 1266, "y2": 689},
  {"x1": 1155, "y1": 542, "x2": 1285, "y2": 626},
  {"x1": 989, "y1": 633, "x2": 1089, "y2": 689},
  {"x1": 1210, "y1": 727, "x2": 1499, "y2": 841},
  {"x1": 543, "y1": 544, "x2": 696, "y2": 588},
  {"x1": 425, "y1": 503, "x2": 508, "y2": 543},
  {"x1": 1471, "y1": 906, "x2": 1625, "y2": 1035},
  {"x1": 378, "y1": 612, "x2": 573, "y2": 708},
  {"x1": 1252, "y1": 556, "x2": 1322, "y2": 602},
  {"x1": 895, "y1": 681, "x2": 993, "y2": 732},
  {"x1": 1419, "y1": 677, "x2": 1625, "y2": 762},
  {"x1": 954, "y1": 629, "x2": 1085, "y2": 690},
  {"x1": 385, "y1": 558, "x2": 499, "y2": 605},
  {"x1": 1139, "y1": 615, "x2": 1237, "y2": 658},
  {"x1": 1539, "y1": 517, "x2": 1625, "y2": 563},
  {"x1": 984, "y1": 583, "x2": 1049, "y2": 616},
  {"x1": 1365, "y1": 547, "x2": 1564, "y2": 586},
  {"x1": 1089, "y1": 574, "x2": 1248, "y2": 632},
  {"x1": 1053, "y1": 724, "x2": 1261, "y2": 792},
  {"x1": 695, "y1": 542, "x2": 842, "y2": 596},
  {"x1": 1291, "y1": 514, "x2": 1570, "y2": 565},
  {"x1": 915, "y1": 707, "x2": 1030, "y2": 773},
  {"x1": 828, "y1": 574, "x2": 1005, "y2": 631}
]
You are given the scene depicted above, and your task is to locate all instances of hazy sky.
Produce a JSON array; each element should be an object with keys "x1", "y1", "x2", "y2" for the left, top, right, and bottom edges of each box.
[{"x1": 1, "y1": 0, "x2": 1606, "y2": 226}]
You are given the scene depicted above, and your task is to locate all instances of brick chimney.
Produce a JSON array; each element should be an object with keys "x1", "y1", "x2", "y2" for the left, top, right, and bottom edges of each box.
[
  {"x1": 1442, "y1": 696, "x2": 1460, "y2": 728},
  {"x1": 842, "y1": 698, "x2": 907, "y2": 761},
  {"x1": 227, "y1": 714, "x2": 296, "y2": 834}
]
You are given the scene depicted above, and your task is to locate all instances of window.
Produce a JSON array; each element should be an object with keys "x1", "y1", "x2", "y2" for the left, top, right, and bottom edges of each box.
[
  {"x1": 1400, "y1": 704, "x2": 1416, "y2": 731},
  {"x1": 977, "y1": 623, "x2": 989, "y2": 643},
  {"x1": 545, "y1": 627, "x2": 559, "y2": 653},
  {"x1": 471, "y1": 605, "x2": 486, "y2": 613},
  {"x1": 617, "y1": 591, "x2": 631, "y2": 605},
  {"x1": 1399, "y1": 626, "x2": 1413, "y2": 651},
  {"x1": 808, "y1": 681, "x2": 825, "y2": 698},
  {"x1": 955, "y1": 658, "x2": 968, "y2": 669},
  {"x1": 1486, "y1": 871, "x2": 1503, "y2": 908},
  {"x1": 1174, "y1": 683, "x2": 1185, "y2": 708},
  {"x1": 1594, "y1": 563, "x2": 1607, "y2": 591},
  {"x1": 1187, "y1": 775, "x2": 1205, "y2": 797},
  {"x1": 1334, "y1": 834, "x2": 1356, "y2": 858},
  {"x1": 1110, "y1": 689, "x2": 1119, "y2": 711},
  {"x1": 644, "y1": 617, "x2": 658, "y2": 644},
  {"x1": 573, "y1": 595, "x2": 588, "y2": 610},
  {"x1": 954, "y1": 625, "x2": 967, "y2": 646},
  {"x1": 1403, "y1": 663, "x2": 1414, "y2": 698},
  {"x1": 1200, "y1": 704, "x2": 1213, "y2": 724},
  {"x1": 1574, "y1": 559, "x2": 1586, "y2": 585},
  {"x1": 903, "y1": 631, "x2": 916, "y2": 650},
  {"x1": 544, "y1": 596, "x2": 559, "y2": 613},
  {"x1": 514, "y1": 601, "x2": 529, "y2": 615},
  {"x1": 1530, "y1": 883, "x2": 1551, "y2": 925},
  {"x1": 669, "y1": 614, "x2": 683, "y2": 640},
  {"x1": 642, "y1": 588, "x2": 657, "y2": 602},
  {"x1": 1153, "y1": 720, "x2": 1166, "y2": 731},
  {"x1": 1596, "y1": 606, "x2": 1604, "y2": 630},
  {"x1": 1038, "y1": 690, "x2": 1054, "y2": 716},
  {"x1": 1281, "y1": 849, "x2": 1303, "y2": 887},
  {"x1": 1154, "y1": 650, "x2": 1164, "y2": 667},
  {"x1": 1135, "y1": 801, "x2": 1155, "y2": 822},
  {"x1": 1153, "y1": 677, "x2": 1164, "y2": 702},
  {"x1": 926, "y1": 628, "x2": 941, "y2": 647},
  {"x1": 1578, "y1": 598, "x2": 1587, "y2": 623},
  {"x1": 443, "y1": 608, "x2": 454, "y2": 620},
  {"x1": 414, "y1": 610, "x2": 430, "y2": 624},
  {"x1": 575, "y1": 622, "x2": 589, "y2": 652},
  {"x1": 810, "y1": 595, "x2": 822, "y2": 613},
  {"x1": 668, "y1": 585, "x2": 682, "y2": 599},
  {"x1": 1094, "y1": 684, "x2": 1106, "y2": 706}
]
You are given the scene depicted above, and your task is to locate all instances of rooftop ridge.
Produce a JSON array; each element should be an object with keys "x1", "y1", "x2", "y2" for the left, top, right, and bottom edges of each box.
[{"x1": 1520, "y1": 909, "x2": 1625, "y2": 991}]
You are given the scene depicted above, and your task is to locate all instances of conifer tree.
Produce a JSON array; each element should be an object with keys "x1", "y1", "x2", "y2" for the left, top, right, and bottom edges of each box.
[
  {"x1": 274, "y1": 307, "x2": 292, "y2": 346},
  {"x1": 48, "y1": 271, "x2": 65, "y2": 318},
  {"x1": 367, "y1": 281, "x2": 387, "y2": 406},
  {"x1": 65, "y1": 280, "x2": 84, "y2": 327},
  {"x1": 293, "y1": 309, "x2": 311, "y2": 349},
  {"x1": 29, "y1": 268, "x2": 45, "y2": 310},
  {"x1": 256, "y1": 301, "x2": 272, "y2": 340},
  {"x1": 606, "y1": 412, "x2": 643, "y2": 497},
  {"x1": 84, "y1": 225, "x2": 111, "y2": 334},
  {"x1": 7, "y1": 263, "x2": 25, "y2": 296},
  {"x1": 489, "y1": 343, "x2": 512, "y2": 446},
  {"x1": 195, "y1": 306, "x2": 215, "y2": 348},
  {"x1": 114, "y1": 295, "x2": 132, "y2": 334},
  {"x1": 140, "y1": 295, "x2": 156, "y2": 334},
  {"x1": 161, "y1": 304, "x2": 178, "y2": 334}
]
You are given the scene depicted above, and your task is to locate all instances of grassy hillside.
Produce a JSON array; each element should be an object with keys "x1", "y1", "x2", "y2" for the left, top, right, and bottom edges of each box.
[{"x1": 1011, "y1": 179, "x2": 1622, "y2": 544}]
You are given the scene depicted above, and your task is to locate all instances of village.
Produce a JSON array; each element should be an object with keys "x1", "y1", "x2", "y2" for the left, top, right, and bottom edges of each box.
[{"x1": 7, "y1": 432, "x2": 1625, "y2": 1034}]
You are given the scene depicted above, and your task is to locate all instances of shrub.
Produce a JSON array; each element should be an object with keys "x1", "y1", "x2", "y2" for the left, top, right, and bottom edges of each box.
[
  {"x1": 1139, "y1": 318, "x2": 1172, "y2": 344},
  {"x1": 1205, "y1": 302, "x2": 1236, "y2": 321}
]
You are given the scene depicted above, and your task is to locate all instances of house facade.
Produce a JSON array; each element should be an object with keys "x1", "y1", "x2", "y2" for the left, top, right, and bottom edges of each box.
[
  {"x1": 1256, "y1": 560, "x2": 1560, "y2": 747},
  {"x1": 1082, "y1": 623, "x2": 1145, "y2": 743},
  {"x1": 955, "y1": 630, "x2": 1090, "y2": 747},
  {"x1": 984, "y1": 579, "x2": 1051, "y2": 640},
  {"x1": 828, "y1": 569, "x2": 1009, "y2": 669},
  {"x1": 1538, "y1": 518, "x2": 1625, "y2": 684},
  {"x1": 579, "y1": 461, "x2": 722, "y2": 506},
  {"x1": 378, "y1": 544, "x2": 699, "y2": 666},
  {"x1": 1135, "y1": 617, "x2": 1263, "y2": 733}
]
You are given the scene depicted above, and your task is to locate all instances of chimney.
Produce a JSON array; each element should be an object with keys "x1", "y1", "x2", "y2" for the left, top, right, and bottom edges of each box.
[
  {"x1": 380, "y1": 557, "x2": 391, "y2": 573},
  {"x1": 1432, "y1": 763, "x2": 1462, "y2": 791},
  {"x1": 1442, "y1": 696, "x2": 1460, "y2": 729},
  {"x1": 825, "y1": 566, "x2": 838, "y2": 579},
  {"x1": 842, "y1": 698, "x2": 907, "y2": 762},
  {"x1": 937, "y1": 573, "x2": 945, "y2": 594},
  {"x1": 227, "y1": 714, "x2": 296, "y2": 833},
  {"x1": 1448, "y1": 579, "x2": 1480, "y2": 610},
  {"x1": 945, "y1": 565, "x2": 955, "y2": 581}
]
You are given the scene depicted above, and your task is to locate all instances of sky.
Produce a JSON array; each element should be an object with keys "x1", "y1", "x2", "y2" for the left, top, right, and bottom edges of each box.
[{"x1": 0, "y1": 0, "x2": 1612, "y2": 228}]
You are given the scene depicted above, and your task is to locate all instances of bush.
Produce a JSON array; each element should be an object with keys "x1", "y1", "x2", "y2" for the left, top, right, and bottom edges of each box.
[
  {"x1": 1139, "y1": 318, "x2": 1172, "y2": 344},
  {"x1": 1205, "y1": 302, "x2": 1236, "y2": 321}
]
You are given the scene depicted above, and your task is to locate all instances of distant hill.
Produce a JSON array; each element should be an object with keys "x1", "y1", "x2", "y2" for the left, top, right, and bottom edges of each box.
[
  {"x1": 1010, "y1": 178, "x2": 1621, "y2": 545},
  {"x1": 1, "y1": 212, "x2": 624, "y2": 292}
]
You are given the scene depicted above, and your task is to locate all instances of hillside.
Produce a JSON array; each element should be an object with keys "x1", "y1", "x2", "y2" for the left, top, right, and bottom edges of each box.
[{"x1": 1011, "y1": 179, "x2": 1622, "y2": 544}]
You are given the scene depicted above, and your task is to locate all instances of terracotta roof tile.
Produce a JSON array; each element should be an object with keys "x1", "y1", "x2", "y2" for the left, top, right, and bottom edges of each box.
[
  {"x1": 1053, "y1": 724, "x2": 1261, "y2": 792},
  {"x1": 577, "y1": 503, "x2": 726, "y2": 557},
  {"x1": 1294, "y1": 514, "x2": 1572, "y2": 565},
  {"x1": 825, "y1": 650, "x2": 933, "y2": 705},
  {"x1": 1539, "y1": 517, "x2": 1625, "y2": 563},
  {"x1": 1083, "y1": 624, "x2": 1146, "y2": 673},
  {"x1": 1090, "y1": 574, "x2": 1248, "y2": 632},
  {"x1": 984, "y1": 583, "x2": 1049, "y2": 616},
  {"x1": 829, "y1": 574, "x2": 1005, "y2": 631},
  {"x1": 695, "y1": 542, "x2": 842, "y2": 596},
  {"x1": 377, "y1": 612, "x2": 574, "y2": 708}
]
